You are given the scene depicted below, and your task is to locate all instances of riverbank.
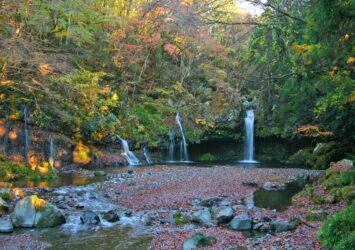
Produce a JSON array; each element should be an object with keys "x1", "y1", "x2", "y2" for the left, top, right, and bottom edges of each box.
[{"x1": 2, "y1": 162, "x2": 345, "y2": 249}]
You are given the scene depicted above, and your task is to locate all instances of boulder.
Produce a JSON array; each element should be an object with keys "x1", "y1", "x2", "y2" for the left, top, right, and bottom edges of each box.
[
  {"x1": 270, "y1": 220, "x2": 296, "y2": 232},
  {"x1": 183, "y1": 232, "x2": 216, "y2": 250},
  {"x1": 201, "y1": 196, "x2": 222, "y2": 207},
  {"x1": 192, "y1": 209, "x2": 213, "y2": 226},
  {"x1": 102, "y1": 210, "x2": 120, "y2": 222},
  {"x1": 11, "y1": 195, "x2": 65, "y2": 228},
  {"x1": 0, "y1": 219, "x2": 13, "y2": 233},
  {"x1": 213, "y1": 206, "x2": 233, "y2": 225},
  {"x1": 230, "y1": 214, "x2": 252, "y2": 231},
  {"x1": 80, "y1": 211, "x2": 100, "y2": 225}
]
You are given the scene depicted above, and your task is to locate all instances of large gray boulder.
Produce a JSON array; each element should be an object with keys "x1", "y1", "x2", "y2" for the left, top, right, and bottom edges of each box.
[
  {"x1": 213, "y1": 206, "x2": 233, "y2": 225},
  {"x1": 0, "y1": 219, "x2": 13, "y2": 233},
  {"x1": 230, "y1": 214, "x2": 252, "y2": 231},
  {"x1": 11, "y1": 195, "x2": 65, "y2": 228},
  {"x1": 192, "y1": 209, "x2": 214, "y2": 226},
  {"x1": 270, "y1": 220, "x2": 296, "y2": 232}
]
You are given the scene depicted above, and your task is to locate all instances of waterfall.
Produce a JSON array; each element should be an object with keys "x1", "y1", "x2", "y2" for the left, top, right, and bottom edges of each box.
[
  {"x1": 118, "y1": 136, "x2": 140, "y2": 166},
  {"x1": 23, "y1": 106, "x2": 30, "y2": 163},
  {"x1": 49, "y1": 138, "x2": 56, "y2": 167},
  {"x1": 175, "y1": 113, "x2": 188, "y2": 161},
  {"x1": 143, "y1": 146, "x2": 153, "y2": 164},
  {"x1": 167, "y1": 128, "x2": 175, "y2": 161},
  {"x1": 243, "y1": 109, "x2": 256, "y2": 163}
]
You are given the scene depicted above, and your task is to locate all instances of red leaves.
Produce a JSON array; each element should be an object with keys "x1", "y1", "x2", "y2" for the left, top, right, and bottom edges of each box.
[{"x1": 164, "y1": 44, "x2": 181, "y2": 57}]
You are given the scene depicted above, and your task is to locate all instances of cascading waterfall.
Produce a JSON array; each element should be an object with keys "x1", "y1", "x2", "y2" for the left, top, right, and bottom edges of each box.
[
  {"x1": 167, "y1": 128, "x2": 175, "y2": 161},
  {"x1": 23, "y1": 106, "x2": 30, "y2": 163},
  {"x1": 175, "y1": 112, "x2": 189, "y2": 161},
  {"x1": 118, "y1": 136, "x2": 140, "y2": 166},
  {"x1": 143, "y1": 146, "x2": 153, "y2": 164},
  {"x1": 242, "y1": 109, "x2": 257, "y2": 163},
  {"x1": 48, "y1": 138, "x2": 56, "y2": 167}
]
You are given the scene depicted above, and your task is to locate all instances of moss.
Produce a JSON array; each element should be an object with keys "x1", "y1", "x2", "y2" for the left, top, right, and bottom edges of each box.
[
  {"x1": 305, "y1": 211, "x2": 327, "y2": 221},
  {"x1": 172, "y1": 212, "x2": 189, "y2": 225},
  {"x1": 340, "y1": 186, "x2": 355, "y2": 205},
  {"x1": 317, "y1": 204, "x2": 355, "y2": 250},
  {"x1": 198, "y1": 153, "x2": 216, "y2": 161}
]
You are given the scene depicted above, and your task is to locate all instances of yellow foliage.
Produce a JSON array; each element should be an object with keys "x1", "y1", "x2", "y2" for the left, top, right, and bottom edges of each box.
[
  {"x1": 30, "y1": 195, "x2": 46, "y2": 210},
  {"x1": 346, "y1": 57, "x2": 355, "y2": 64},
  {"x1": 345, "y1": 92, "x2": 355, "y2": 104},
  {"x1": 292, "y1": 44, "x2": 311, "y2": 53},
  {"x1": 296, "y1": 124, "x2": 334, "y2": 138},
  {"x1": 138, "y1": 125, "x2": 145, "y2": 133},
  {"x1": 38, "y1": 63, "x2": 53, "y2": 76},
  {"x1": 73, "y1": 142, "x2": 91, "y2": 164}
]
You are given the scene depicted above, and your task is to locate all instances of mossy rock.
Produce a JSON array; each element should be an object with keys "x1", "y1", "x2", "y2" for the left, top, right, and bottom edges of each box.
[
  {"x1": 0, "y1": 188, "x2": 12, "y2": 201},
  {"x1": 340, "y1": 186, "x2": 355, "y2": 205},
  {"x1": 287, "y1": 148, "x2": 315, "y2": 166},
  {"x1": 183, "y1": 232, "x2": 217, "y2": 250},
  {"x1": 171, "y1": 212, "x2": 190, "y2": 225}
]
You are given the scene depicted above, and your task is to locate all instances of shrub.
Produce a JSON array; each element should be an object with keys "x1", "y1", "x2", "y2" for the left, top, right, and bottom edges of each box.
[{"x1": 317, "y1": 204, "x2": 355, "y2": 250}]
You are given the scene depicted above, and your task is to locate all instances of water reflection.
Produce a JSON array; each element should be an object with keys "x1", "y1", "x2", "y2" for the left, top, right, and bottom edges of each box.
[{"x1": 14, "y1": 172, "x2": 106, "y2": 188}]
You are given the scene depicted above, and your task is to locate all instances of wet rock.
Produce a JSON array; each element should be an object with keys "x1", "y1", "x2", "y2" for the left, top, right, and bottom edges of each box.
[
  {"x1": 213, "y1": 206, "x2": 233, "y2": 225},
  {"x1": 94, "y1": 171, "x2": 106, "y2": 177},
  {"x1": 159, "y1": 217, "x2": 169, "y2": 224},
  {"x1": 192, "y1": 209, "x2": 214, "y2": 226},
  {"x1": 75, "y1": 204, "x2": 85, "y2": 209},
  {"x1": 201, "y1": 196, "x2": 222, "y2": 207},
  {"x1": 11, "y1": 195, "x2": 65, "y2": 228},
  {"x1": 0, "y1": 219, "x2": 13, "y2": 233},
  {"x1": 183, "y1": 232, "x2": 216, "y2": 250},
  {"x1": 230, "y1": 214, "x2": 252, "y2": 231},
  {"x1": 260, "y1": 215, "x2": 272, "y2": 222},
  {"x1": 263, "y1": 182, "x2": 286, "y2": 191},
  {"x1": 270, "y1": 221, "x2": 296, "y2": 232},
  {"x1": 253, "y1": 222, "x2": 263, "y2": 230},
  {"x1": 192, "y1": 198, "x2": 201, "y2": 207},
  {"x1": 80, "y1": 211, "x2": 100, "y2": 225},
  {"x1": 102, "y1": 210, "x2": 119, "y2": 222},
  {"x1": 124, "y1": 210, "x2": 133, "y2": 217}
]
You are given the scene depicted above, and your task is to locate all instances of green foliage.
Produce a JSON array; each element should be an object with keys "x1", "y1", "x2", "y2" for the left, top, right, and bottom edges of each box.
[
  {"x1": 172, "y1": 212, "x2": 190, "y2": 225},
  {"x1": 198, "y1": 153, "x2": 216, "y2": 162},
  {"x1": 317, "y1": 204, "x2": 355, "y2": 250}
]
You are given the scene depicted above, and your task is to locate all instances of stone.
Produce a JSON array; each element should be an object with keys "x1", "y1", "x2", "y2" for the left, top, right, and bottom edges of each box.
[
  {"x1": 270, "y1": 221, "x2": 296, "y2": 232},
  {"x1": 102, "y1": 210, "x2": 120, "y2": 222},
  {"x1": 230, "y1": 214, "x2": 252, "y2": 231},
  {"x1": 0, "y1": 219, "x2": 13, "y2": 233},
  {"x1": 242, "y1": 181, "x2": 258, "y2": 187},
  {"x1": 183, "y1": 232, "x2": 216, "y2": 250},
  {"x1": 263, "y1": 182, "x2": 286, "y2": 191},
  {"x1": 213, "y1": 206, "x2": 233, "y2": 225},
  {"x1": 192, "y1": 209, "x2": 214, "y2": 226},
  {"x1": 11, "y1": 195, "x2": 65, "y2": 228},
  {"x1": 80, "y1": 211, "x2": 100, "y2": 225},
  {"x1": 201, "y1": 196, "x2": 222, "y2": 207},
  {"x1": 253, "y1": 223, "x2": 264, "y2": 230},
  {"x1": 260, "y1": 215, "x2": 272, "y2": 222},
  {"x1": 94, "y1": 171, "x2": 106, "y2": 177}
]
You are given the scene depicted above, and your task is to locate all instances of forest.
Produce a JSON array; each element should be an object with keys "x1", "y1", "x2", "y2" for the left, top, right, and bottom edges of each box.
[{"x1": 0, "y1": 0, "x2": 354, "y2": 249}]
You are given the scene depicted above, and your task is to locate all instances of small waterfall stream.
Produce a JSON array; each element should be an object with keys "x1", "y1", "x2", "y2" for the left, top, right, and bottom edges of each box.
[
  {"x1": 167, "y1": 128, "x2": 175, "y2": 161},
  {"x1": 23, "y1": 106, "x2": 30, "y2": 163},
  {"x1": 175, "y1": 113, "x2": 189, "y2": 161},
  {"x1": 241, "y1": 109, "x2": 258, "y2": 163},
  {"x1": 49, "y1": 138, "x2": 56, "y2": 167},
  {"x1": 143, "y1": 146, "x2": 153, "y2": 164},
  {"x1": 118, "y1": 136, "x2": 140, "y2": 166}
]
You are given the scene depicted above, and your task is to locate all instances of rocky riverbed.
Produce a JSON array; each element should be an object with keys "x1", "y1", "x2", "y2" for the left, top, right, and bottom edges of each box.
[{"x1": 0, "y1": 164, "x2": 346, "y2": 249}]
